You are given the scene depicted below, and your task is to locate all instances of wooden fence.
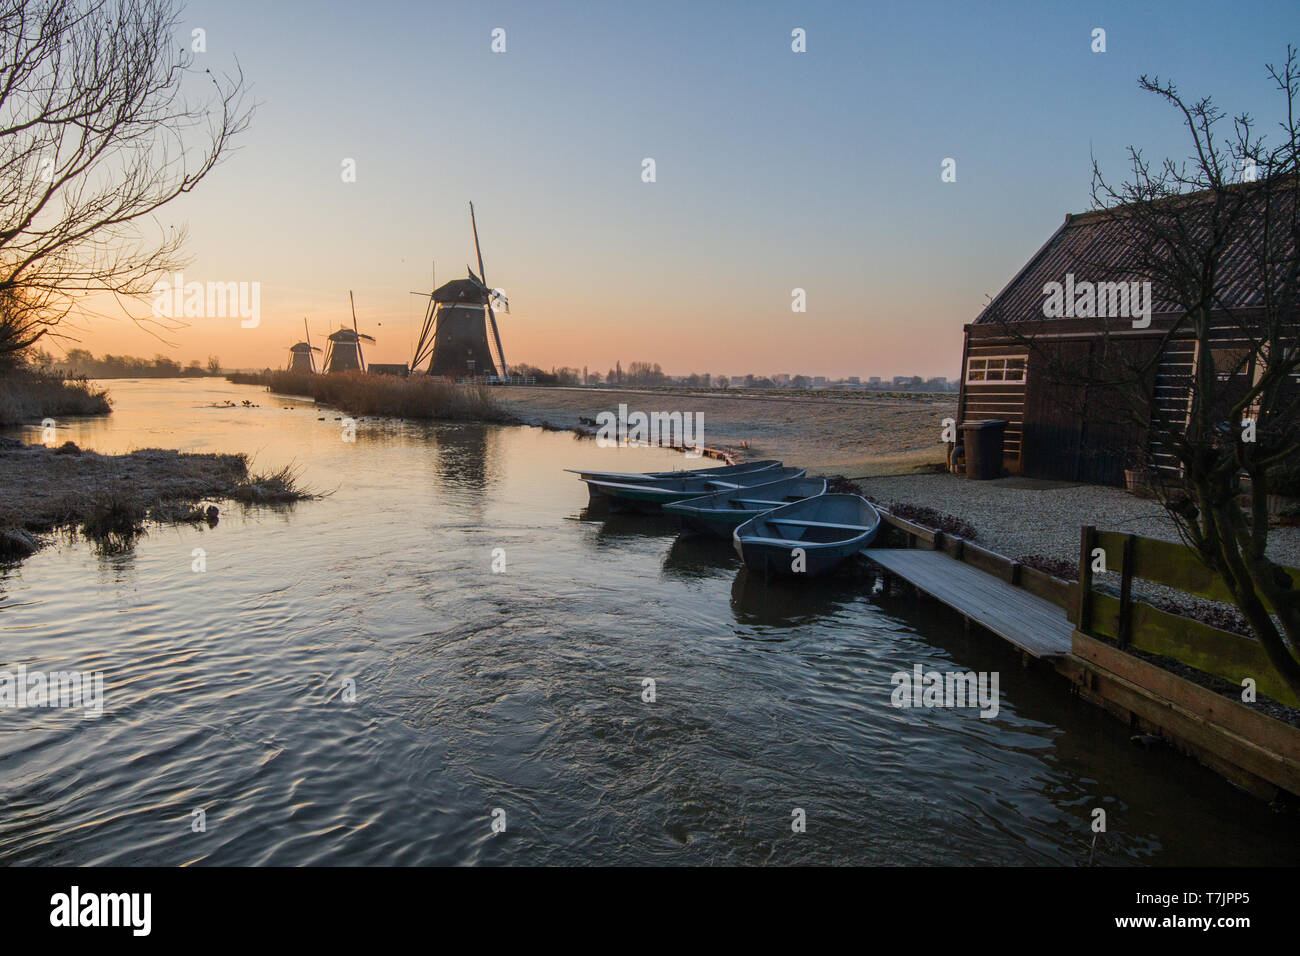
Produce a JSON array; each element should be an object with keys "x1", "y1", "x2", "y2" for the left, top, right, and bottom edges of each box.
[{"x1": 1075, "y1": 526, "x2": 1300, "y2": 707}]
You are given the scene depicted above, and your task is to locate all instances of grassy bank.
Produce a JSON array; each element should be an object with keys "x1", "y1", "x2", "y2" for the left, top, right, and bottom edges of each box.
[
  {"x1": 0, "y1": 370, "x2": 111, "y2": 426},
  {"x1": 228, "y1": 370, "x2": 512, "y2": 422},
  {"x1": 0, "y1": 440, "x2": 315, "y2": 561}
]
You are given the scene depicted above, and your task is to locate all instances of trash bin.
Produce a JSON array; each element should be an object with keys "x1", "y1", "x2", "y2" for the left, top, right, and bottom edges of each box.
[{"x1": 960, "y1": 419, "x2": 1007, "y2": 480}]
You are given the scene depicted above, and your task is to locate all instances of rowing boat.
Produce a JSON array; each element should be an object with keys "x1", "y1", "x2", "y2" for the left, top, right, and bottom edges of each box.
[
  {"x1": 663, "y1": 475, "x2": 828, "y2": 537},
  {"x1": 732, "y1": 494, "x2": 880, "y2": 577},
  {"x1": 567, "y1": 459, "x2": 782, "y2": 501},
  {"x1": 582, "y1": 466, "x2": 806, "y2": 512}
]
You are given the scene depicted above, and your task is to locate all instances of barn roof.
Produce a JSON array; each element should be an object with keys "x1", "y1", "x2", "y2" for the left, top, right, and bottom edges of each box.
[{"x1": 974, "y1": 180, "x2": 1296, "y2": 324}]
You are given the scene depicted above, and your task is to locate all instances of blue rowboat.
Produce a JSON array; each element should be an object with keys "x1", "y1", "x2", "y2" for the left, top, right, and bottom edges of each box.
[
  {"x1": 567, "y1": 459, "x2": 783, "y2": 502},
  {"x1": 663, "y1": 475, "x2": 828, "y2": 537},
  {"x1": 582, "y1": 466, "x2": 806, "y2": 512},
  {"x1": 732, "y1": 494, "x2": 881, "y2": 577}
]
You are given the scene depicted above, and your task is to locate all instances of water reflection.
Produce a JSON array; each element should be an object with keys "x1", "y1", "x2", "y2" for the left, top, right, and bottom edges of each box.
[
  {"x1": 427, "y1": 421, "x2": 500, "y2": 493},
  {"x1": 729, "y1": 565, "x2": 864, "y2": 627},
  {"x1": 660, "y1": 532, "x2": 737, "y2": 578},
  {"x1": 573, "y1": 508, "x2": 679, "y2": 545}
]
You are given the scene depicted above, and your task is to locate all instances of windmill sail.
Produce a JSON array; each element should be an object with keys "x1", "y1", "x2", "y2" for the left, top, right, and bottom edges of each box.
[
  {"x1": 323, "y1": 294, "x2": 375, "y2": 373},
  {"x1": 487, "y1": 303, "x2": 507, "y2": 377}
]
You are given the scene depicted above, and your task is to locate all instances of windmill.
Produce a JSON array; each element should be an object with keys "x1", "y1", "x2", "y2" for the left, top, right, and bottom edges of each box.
[
  {"x1": 410, "y1": 202, "x2": 511, "y2": 379},
  {"x1": 287, "y1": 317, "x2": 321, "y2": 372},
  {"x1": 323, "y1": 292, "x2": 376, "y2": 373}
]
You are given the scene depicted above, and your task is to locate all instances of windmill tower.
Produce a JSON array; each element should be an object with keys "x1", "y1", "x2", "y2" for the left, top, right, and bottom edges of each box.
[
  {"x1": 410, "y1": 202, "x2": 510, "y2": 379},
  {"x1": 287, "y1": 318, "x2": 321, "y2": 372},
  {"x1": 323, "y1": 292, "x2": 375, "y2": 373}
]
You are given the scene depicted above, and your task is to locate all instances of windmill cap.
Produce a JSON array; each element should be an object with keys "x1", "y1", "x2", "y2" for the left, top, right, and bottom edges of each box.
[{"x1": 432, "y1": 277, "x2": 490, "y2": 304}]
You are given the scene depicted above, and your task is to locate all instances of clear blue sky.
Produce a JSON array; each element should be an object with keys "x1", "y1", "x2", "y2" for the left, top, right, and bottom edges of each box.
[{"x1": 81, "y1": 0, "x2": 1300, "y2": 378}]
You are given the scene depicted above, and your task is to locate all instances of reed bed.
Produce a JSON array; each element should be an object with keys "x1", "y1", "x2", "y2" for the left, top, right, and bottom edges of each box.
[
  {"x1": 230, "y1": 370, "x2": 513, "y2": 423},
  {"x1": 0, "y1": 370, "x2": 111, "y2": 426},
  {"x1": 0, "y1": 442, "x2": 316, "y2": 561}
]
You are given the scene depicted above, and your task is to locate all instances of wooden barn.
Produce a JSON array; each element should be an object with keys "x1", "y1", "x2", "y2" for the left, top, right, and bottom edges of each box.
[{"x1": 955, "y1": 186, "x2": 1290, "y2": 486}]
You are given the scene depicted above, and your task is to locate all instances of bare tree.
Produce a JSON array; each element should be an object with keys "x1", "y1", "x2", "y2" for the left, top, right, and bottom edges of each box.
[
  {"x1": 991, "y1": 48, "x2": 1300, "y2": 694},
  {"x1": 0, "y1": 0, "x2": 251, "y2": 358}
]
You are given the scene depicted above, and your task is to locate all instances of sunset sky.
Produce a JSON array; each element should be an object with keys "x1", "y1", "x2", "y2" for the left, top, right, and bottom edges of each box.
[{"x1": 58, "y1": 0, "x2": 1296, "y2": 379}]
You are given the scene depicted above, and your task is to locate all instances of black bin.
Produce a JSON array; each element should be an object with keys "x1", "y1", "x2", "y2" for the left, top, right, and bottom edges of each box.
[{"x1": 960, "y1": 419, "x2": 1007, "y2": 480}]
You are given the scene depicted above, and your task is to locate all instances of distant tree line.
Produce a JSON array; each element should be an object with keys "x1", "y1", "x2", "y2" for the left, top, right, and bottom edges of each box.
[
  {"x1": 31, "y1": 349, "x2": 222, "y2": 378},
  {"x1": 507, "y1": 363, "x2": 581, "y2": 386},
  {"x1": 505, "y1": 361, "x2": 947, "y2": 392},
  {"x1": 506, "y1": 361, "x2": 684, "y2": 387}
]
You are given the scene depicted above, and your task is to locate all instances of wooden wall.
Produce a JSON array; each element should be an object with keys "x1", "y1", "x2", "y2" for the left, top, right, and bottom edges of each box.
[
  {"x1": 961, "y1": 322, "x2": 1163, "y2": 485},
  {"x1": 959, "y1": 340, "x2": 1028, "y2": 471}
]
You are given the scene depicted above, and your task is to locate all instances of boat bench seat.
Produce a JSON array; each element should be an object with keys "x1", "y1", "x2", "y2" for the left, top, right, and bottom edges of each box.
[
  {"x1": 738, "y1": 535, "x2": 810, "y2": 547},
  {"x1": 764, "y1": 518, "x2": 874, "y2": 533}
]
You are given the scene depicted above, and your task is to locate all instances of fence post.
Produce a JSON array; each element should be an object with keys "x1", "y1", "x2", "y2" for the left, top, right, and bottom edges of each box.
[
  {"x1": 1077, "y1": 525, "x2": 1095, "y2": 632},
  {"x1": 1117, "y1": 534, "x2": 1136, "y2": 648}
]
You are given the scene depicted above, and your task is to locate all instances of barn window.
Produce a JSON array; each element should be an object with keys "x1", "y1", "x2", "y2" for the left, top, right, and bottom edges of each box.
[{"x1": 965, "y1": 355, "x2": 1026, "y2": 384}]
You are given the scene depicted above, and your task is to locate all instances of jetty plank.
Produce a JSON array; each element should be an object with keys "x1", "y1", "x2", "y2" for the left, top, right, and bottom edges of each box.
[{"x1": 868, "y1": 549, "x2": 1073, "y2": 659}]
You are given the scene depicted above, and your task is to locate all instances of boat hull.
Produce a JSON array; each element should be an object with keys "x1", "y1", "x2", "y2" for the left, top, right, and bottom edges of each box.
[
  {"x1": 586, "y1": 466, "x2": 806, "y2": 512},
  {"x1": 732, "y1": 537, "x2": 869, "y2": 577},
  {"x1": 574, "y1": 460, "x2": 782, "y2": 502},
  {"x1": 732, "y1": 493, "x2": 880, "y2": 578},
  {"x1": 665, "y1": 476, "x2": 828, "y2": 537}
]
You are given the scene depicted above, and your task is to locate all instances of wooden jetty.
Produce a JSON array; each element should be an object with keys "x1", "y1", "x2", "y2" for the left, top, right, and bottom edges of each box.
[
  {"x1": 865, "y1": 507, "x2": 1300, "y2": 804},
  {"x1": 868, "y1": 548, "x2": 1071, "y2": 659}
]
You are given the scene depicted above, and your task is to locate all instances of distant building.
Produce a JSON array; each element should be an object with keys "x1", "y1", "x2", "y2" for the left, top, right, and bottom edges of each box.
[
  {"x1": 730, "y1": 375, "x2": 746, "y2": 386},
  {"x1": 868, "y1": 376, "x2": 882, "y2": 386},
  {"x1": 847, "y1": 376, "x2": 860, "y2": 385},
  {"x1": 813, "y1": 376, "x2": 828, "y2": 387}
]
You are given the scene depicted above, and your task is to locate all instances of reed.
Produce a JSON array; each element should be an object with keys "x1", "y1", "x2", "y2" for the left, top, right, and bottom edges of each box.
[
  {"x1": 0, "y1": 443, "x2": 317, "y2": 563},
  {"x1": 0, "y1": 370, "x2": 111, "y2": 425},
  {"x1": 227, "y1": 463, "x2": 312, "y2": 503},
  {"x1": 229, "y1": 370, "x2": 513, "y2": 423}
]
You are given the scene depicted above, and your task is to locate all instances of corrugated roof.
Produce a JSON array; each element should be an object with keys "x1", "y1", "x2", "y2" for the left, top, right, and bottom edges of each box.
[{"x1": 974, "y1": 181, "x2": 1296, "y2": 324}]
